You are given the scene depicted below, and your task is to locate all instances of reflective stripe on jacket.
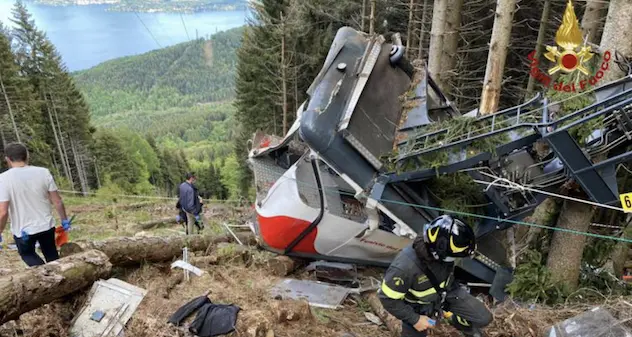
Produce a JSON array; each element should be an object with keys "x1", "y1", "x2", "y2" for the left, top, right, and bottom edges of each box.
[{"x1": 377, "y1": 244, "x2": 454, "y2": 326}]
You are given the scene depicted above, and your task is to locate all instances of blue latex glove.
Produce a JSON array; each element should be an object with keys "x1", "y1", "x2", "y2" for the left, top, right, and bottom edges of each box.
[
  {"x1": 428, "y1": 318, "x2": 436, "y2": 327},
  {"x1": 21, "y1": 230, "x2": 29, "y2": 241},
  {"x1": 195, "y1": 214, "x2": 201, "y2": 222},
  {"x1": 62, "y1": 219, "x2": 72, "y2": 231},
  {"x1": 176, "y1": 215, "x2": 181, "y2": 223}
]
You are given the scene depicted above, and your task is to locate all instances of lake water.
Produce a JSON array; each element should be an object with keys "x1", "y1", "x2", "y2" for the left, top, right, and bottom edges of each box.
[{"x1": 0, "y1": 0, "x2": 247, "y2": 71}]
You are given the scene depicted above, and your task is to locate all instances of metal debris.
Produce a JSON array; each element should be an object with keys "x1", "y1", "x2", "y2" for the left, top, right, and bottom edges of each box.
[
  {"x1": 269, "y1": 279, "x2": 351, "y2": 309},
  {"x1": 70, "y1": 278, "x2": 147, "y2": 337},
  {"x1": 545, "y1": 307, "x2": 632, "y2": 337}
]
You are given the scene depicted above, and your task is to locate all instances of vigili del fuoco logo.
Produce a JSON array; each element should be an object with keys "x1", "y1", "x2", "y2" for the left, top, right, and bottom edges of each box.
[{"x1": 528, "y1": 0, "x2": 611, "y2": 92}]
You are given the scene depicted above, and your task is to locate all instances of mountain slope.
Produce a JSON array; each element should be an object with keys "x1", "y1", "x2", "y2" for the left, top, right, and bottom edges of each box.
[
  {"x1": 73, "y1": 25, "x2": 243, "y2": 118},
  {"x1": 73, "y1": 26, "x2": 243, "y2": 161}
]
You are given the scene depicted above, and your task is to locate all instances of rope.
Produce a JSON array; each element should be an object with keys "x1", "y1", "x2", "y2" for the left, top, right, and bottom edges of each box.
[
  {"x1": 58, "y1": 189, "x2": 243, "y2": 203},
  {"x1": 470, "y1": 170, "x2": 628, "y2": 213}
]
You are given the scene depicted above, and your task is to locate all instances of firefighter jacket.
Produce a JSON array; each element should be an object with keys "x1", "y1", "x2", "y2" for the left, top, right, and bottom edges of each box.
[{"x1": 377, "y1": 243, "x2": 455, "y2": 327}]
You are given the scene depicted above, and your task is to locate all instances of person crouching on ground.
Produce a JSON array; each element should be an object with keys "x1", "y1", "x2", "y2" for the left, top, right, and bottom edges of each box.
[
  {"x1": 0, "y1": 142, "x2": 72, "y2": 266},
  {"x1": 378, "y1": 215, "x2": 492, "y2": 337}
]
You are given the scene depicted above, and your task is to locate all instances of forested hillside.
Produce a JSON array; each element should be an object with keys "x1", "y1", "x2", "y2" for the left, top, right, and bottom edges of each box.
[
  {"x1": 73, "y1": 27, "x2": 241, "y2": 164},
  {"x1": 73, "y1": 27, "x2": 242, "y2": 118},
  {"x1": 0, "y1": 1, "x2": 239, "y2": 200}
]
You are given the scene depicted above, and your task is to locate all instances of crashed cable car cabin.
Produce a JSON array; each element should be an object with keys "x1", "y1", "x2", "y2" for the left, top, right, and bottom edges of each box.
[{"x1": 247, "y1": 27, "x2": 632, "y2": 300}]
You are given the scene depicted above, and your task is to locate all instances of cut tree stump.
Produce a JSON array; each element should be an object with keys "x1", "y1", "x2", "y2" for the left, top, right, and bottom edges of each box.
[
  {"x1": 0, "y1": 249, "x2": 112, "y2": 324},
  {"x1": 136, "y1": 217, "x2": 178, "y2": 230},
  {"x1": 267, "y1": 255, "x2": 303, "y2": 276},
  {"x1": 365, "y1": 292, "x2": 401, "y2": 336},
  {"x1": 59, "y1": 232, "x2": 256, "y2": 265}
]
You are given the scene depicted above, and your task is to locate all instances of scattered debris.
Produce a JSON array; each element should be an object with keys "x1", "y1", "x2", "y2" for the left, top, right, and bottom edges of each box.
[
  {"x1": 544, "y1": 307, "x2": 632, "y2": 337},
  {"x1": 363, "y1": 312, "x2": 382, "y2": 326},
  {"x1": 171, "y1": 260, "x2": 205, "y2": 277},
  {"x1": 69, "y1": 278, "x2": 147, "y2": 337},
  {"x1": 269, "y1": 279, "x2": 351, "y2": 309},
  {"x1": 168, "y1": 290, "x2": 240, "y2": 337}
]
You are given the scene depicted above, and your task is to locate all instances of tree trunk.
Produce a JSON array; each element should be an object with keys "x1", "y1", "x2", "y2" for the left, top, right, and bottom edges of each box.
[
  {"x1": 515, "y1": 198, "x2": 560, "y2": 258},
  {"x1": 369, "y1": 0, "x2": 376, "y2": 34},
  {"x1": 136, "y1": 217, "x2": 178, "y2": 230},
  {"x1": 417, "y1": 0, "x2": 430, "y2": 59},
  {"x1": 599, "y1": 0, "x2": 632, "y2": 83},
  {"x1": 0, "y1": 249, "x2": 112, "y2": 325},
  {"x1": 45, "y1": 95, "x2": 71, "y2": 185},
  {"x1": 0, "y1": 73, "x2": 20, "y2": 142},
  {"x1": 0, "y1": 124, "x2": 5, "y2": 149},
  {"x1": 365, "y1": 292, "x2": 401, "y2": 336},
  {"x1": 93, "y1": 156, "x2": 102, "y2": 189},
  {"x1": 611, "y1": 215, "x2": 631, "y2": 278},
  {"x1": 525, "y1": 0, "x2": 551, "y2": 98},
  {"x1": 280, "y1": 11, "x2": 288, "y2": 135},
  {"x1": 361, "y1": 0, "x2": 368, "y2": 32},
  {"x1": 405, "y1": 0, "x2": 416, "y2": 59},
  {"x1": 439, "y1": 0, "x2": 463, "y2": 97},
  {"x1": 70, "y1": 138, "x2": 88, "y2": 195},
  {"x1": 546, "y1": 200, "x2": 593, "y2": 292},
  {"x1": 581, "y1": 0, "x2": 606, "y2": 45},
  {"x1": 60, "y1": 232, "x2": 256, "y2": 266},
  {"x1": 479, "y1": 0, "x2": 517, "y2": 115},
  {"x1": 51, "y1": 97, "x2": 74, "y2": 189},
  {"x1": 428, "y1": 0, "x2": 448, "y2": 90}
]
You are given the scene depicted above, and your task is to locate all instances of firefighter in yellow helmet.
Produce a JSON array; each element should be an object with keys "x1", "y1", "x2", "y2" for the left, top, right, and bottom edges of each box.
[{"x1": 378, "y1": 215, "x2": 492, "y2": 337}]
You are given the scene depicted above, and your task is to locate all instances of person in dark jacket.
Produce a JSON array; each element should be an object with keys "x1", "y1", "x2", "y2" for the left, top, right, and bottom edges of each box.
[
  {"x1": 177, "y1": 172, "x2": 204, "y2": 235},
  {"x1": 378, "y1": 215, "x2": 492, "y2": 337}
]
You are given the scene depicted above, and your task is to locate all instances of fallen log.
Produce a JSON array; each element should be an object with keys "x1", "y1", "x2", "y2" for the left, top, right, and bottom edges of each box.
[
  {"x1": 60, "y1": 232, "x2": 256, "y2": 265},
  {"x1": 0, "y1": 249, "x2": 112, "y2": 325},
  {"x1": 365, "y1": 292, "x2": 401, "y2": 336},
  {"x1": 136, "y1": 217, "x2": 178, "y2": 230}
]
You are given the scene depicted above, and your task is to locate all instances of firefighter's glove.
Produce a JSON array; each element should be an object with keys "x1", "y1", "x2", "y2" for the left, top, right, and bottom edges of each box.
[{"x1": 62, "y1": 219, "x2": 72, "y2": 231}]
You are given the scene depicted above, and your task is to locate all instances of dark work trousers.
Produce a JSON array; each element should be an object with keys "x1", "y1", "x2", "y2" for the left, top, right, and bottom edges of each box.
[
  {"x1": 14, "y1": 227, "x2": 59, "y2": 267},
  {"x1": 401, "y1": 287, "x2": 493, "y2": 337}
]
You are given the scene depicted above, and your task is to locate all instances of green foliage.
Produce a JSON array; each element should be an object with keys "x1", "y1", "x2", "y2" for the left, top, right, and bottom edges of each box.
[
  {"x1": 218, "y1": 153, "x2": 241, "y2": 200},
  {"x1": 507, "y1": 249, "x2": 569, "y2": 305},
  {"x1": 546, "y1": 73, "x2": 600, "y2": 146},
  {"x1": 425, "y1": 173, "x2": 488, "y2": 227}
]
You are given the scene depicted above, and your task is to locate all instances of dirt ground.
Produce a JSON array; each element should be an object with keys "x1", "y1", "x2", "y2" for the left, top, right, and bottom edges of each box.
[{"x1": 1, "y1": 196, "x2": 631, "y2": 337}]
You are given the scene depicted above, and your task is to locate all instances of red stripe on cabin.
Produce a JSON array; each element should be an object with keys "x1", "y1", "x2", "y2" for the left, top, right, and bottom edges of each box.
[{"x1": 256, "y1": 213, "x2": 317, "y2": 254}]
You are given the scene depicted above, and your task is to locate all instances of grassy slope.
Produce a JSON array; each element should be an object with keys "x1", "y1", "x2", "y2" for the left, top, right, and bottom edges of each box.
[{"x1": 73, "y1": 26, "x2": 243, "y2": 160}]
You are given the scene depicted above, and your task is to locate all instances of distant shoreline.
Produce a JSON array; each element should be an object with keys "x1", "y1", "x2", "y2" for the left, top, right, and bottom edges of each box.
[{"x1": 32, "y1": 0, "x2": 248, "y2": 14}]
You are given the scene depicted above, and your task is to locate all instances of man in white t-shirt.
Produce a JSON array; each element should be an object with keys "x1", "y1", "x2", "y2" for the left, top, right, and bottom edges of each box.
[{"x1": 0, "y1": 143, "x2": 71, "y2": 266}]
